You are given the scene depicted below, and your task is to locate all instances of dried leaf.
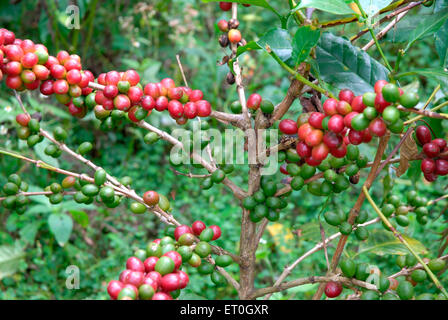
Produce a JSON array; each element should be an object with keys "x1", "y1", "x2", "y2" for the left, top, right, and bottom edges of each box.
[{"x1": 396, "y1": 133, "x2": 419, "y2": 177}]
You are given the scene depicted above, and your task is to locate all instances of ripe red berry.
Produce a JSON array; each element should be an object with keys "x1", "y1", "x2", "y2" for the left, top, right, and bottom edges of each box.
[
  {"x1": 247, "y1": 93, "x2": 262, "y2": 110},
  {"x1": 308, "y1": 112, "x2": 325, "y2": 129},
  {"x1": 50, "y1": 64, "x2": 66, "y2": 79},
  {"x1": 219, "y1": 2, "x2": 232, "y2": 11},
  {"x1": 21, "y1": 52, "x2": 38, "y2": 68},
  {"x1": 423, "y1": 142, "x2": 440, "y2": 158},
  {"x1": 16, "y1": 113, "x2": 31, "y2": 127},
  {"x1": 228, "y1": 29, "x2": 242, "y2": 44},
  {"x1": 328, "y1": 115, "x2": 345, "y2": 133},
  {"x1": 209, "y1": 225, "x2": 222, "y2": 240},
  {"x1": 53, "y1": 79, "x2": 69, "y2": 95},
  {"x1": 105, "y1": 71, "x2": 121, "y2": 85},
  {"x1": 330, "y1": 143, "x2": 347, "y2": 158},
  {"x1": 188, "y1": 89, "x2": 203, "y2": 102},
  {"x1": 5, "y1": 75, "x2": 23, "y2": 90},
  {"x1": 305, "y1": 129, "x2": 324, "y2": 147},
  {"x1": 126, "y1": 257, "x2": 145, "y2": 272},
  {"x1": 152, "y1": 292, "x2": 172, "y2": 300},
  {"x1": 141, "y1": 95, "x2": 156, "y2": 111},
  {"x1": 374, "y1": 80, "x2": 388, "y2": 94},
  {"x1": 305, "y1": 156, "x2": 322, "y2": 167},
  {"x1": 217, "y1": 19, "x2": 229, "y2": 32},
  {"x1": 369, "y1": 118, "x2": 387, "y2": 137},
  {"x1": 279, "y1": 119, "x2": 298, "y2": 135},
  {"x1": 114, "y1": 94, "x2": 131, "y2": 111},
  {"x1": 144, "y1": 83, "x2": 160, "y2": 98},
  {"x1": 155, "y1": 96, "x2": 169, "y2": 111},
  {"x1": 336, "y1": 100, "x2": 352, "y2": 115},
  {"x1": 5, "y1": 61, "x2": 23, "y2": 76},
  {"x1": 325, "y1": 281, "x2": 342, "y2": 298},
  {"x1": 351, "y1": 95, "x2": 366, "y2": 112},
  {"x1": 312, "y1": 143, "x2": 330, "y2": 161},
  {"x1": 362, "y1": 129, "x2": 373, "y2": 143},
  {"x1": 415, "y1": 126, "x2": 432, "y2": 145},
  {"x1": 298, "y1": 123, "x2": 313, "y2": 141},
  {"x1": 323, "y1": 131, "x2": 342, "y2": 149},
  {"x1": 161, "y1": 78, "x2": 175, "y2": 91},
  {"x1": 66, "y1": 69, "x2": 82, "y2": 85},
  {"x1": 128, "y1": 86, "x2": 144, "y2": 104},
  {"x1": 168, "y1": 100, "x2": 184, "y2": 119},
  {"x1": 174, "y1": 225, "x2": 193, "y2": 241},
  {"x1": 176, "y1": 270, "x2": 189, "y2": 289},
  {"x1": 374, "y1": 92, "x2": 390, "y2": 113},
  {"x1": 421, "y1": 158, "x2": 435, "y2": 174},
  {"x1": 192, "y1": 221, "x2": 206, "y2": 236},
  {"x1": 123, "y1": 69, "x2": 140, "y2": 86},
  {"x1": 344, "y1": 112, "x2": 359, "y2": 129},
  {"x1": 143, "y1": 257, "x2": 159, "y2": 274},
  {"x1": 143, "y1": 190, "x2": 159, "y2": 206},
  {"x1": 24, "y1": 79, "x2": 41, "y2": 91},
  {"x1": 160, "y1": 273, "x2": 180, "y2": 292},
  {"x1": 168, "y1": 87, "x2": 184, "y2": 101},
  {"x1": 107, "y1": 280, "x2": 124, "y2": 300},
  {"x1": 103, "y1": 85, "x2": 119, "y2": 99},
  {"x1": 196, "y1": 100, "x2": 212, "y2": 117},
  {"x1": 124, "y1": 271, "x2": 145, "y2": 287},
  {"x1": 432, "y1": 138, "x2": 447, "y2": 150},
  {"x1": 323, "y1": 98, "x2": 338, "y2": 116},
  {"x1": 338, "y1": 89, "x2": 354, "y2": 104},
  {"x1": 32, "y1": 65, "x2": 50, "y2": 80},
  {"x1": 57, "y1": 50, "x2": 70, "y2": 64},
  {"x1": 296, "y1": 141, "x2": 312, "y2": 158},
  {"x1": 64, "y1": 58, "x2": 81, "y2": 71},
  {"x1": 5, "y1": 45, "x2": 24, "y2": 61},
  {"x1": 424, "y1": 172, "x2": 437, "y2": 182},
  {"x1": 435, "y1": 159, "x2": 448, "y2": 176},
  {"x1": 183, "y1": 102, "x2": 198, "y2": 119},
  {"x1": 348, "y1": 130, "x2": 364, "y2": 145},
  {"x1": 40, "y1": 80, "x2": 54, "y2": 95}
]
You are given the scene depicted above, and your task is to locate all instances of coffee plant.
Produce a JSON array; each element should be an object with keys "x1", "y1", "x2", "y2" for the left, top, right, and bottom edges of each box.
[{"x1": 1, "y1": 0, "x2": 448, "y2": 300}]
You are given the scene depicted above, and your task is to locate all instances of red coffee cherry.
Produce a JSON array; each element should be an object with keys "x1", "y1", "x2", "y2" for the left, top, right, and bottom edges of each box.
[
  {"x1": 344, "y1": 111, "x2": 359, "y2": 129},
  {"x1": 325, "y1": 281, "x2": 342, "y2": 298},
  {"x1": 25, "y1": 79, "x2": 41, "y2": 91},
  {"x1": 196, "y1": 100, "x2": 212, "y2": 117},
  {"x1": 323, "y1": 131, "x2": 342, "y2": 149},
  {"x1": 174, "y1": 225, "x2": 193, "y2": 241},
  {"x1": 374, "y1": 80, "x2": 389, "y2": 94},
  {"x1": 279, "y1": 119, "x2": 298, "y2": 135},
  {"x1": 209, "y1": 225, "x2": 222, "y2": 240},
  {"x1": 16, "y1": 113, "x2": 31, "y2": 127},
  {"x1": 432, "y1": 138, "x2": 447, "y2": 150},
  {"x1": 421, "y1": 158, "x2": 436, "y2": 174},
  {"x1": 184, "y1": 102, "x2": 198, "y2": 119},
  {"x1": 192, "y1": 220, "x2": 206, "y2": 236},
  {"x1": 126, "y1": 257, "x2": 145, "y2": 272},
  {"x1": 124, "y1": 271, "x2": 145, "y2": 287},
  {"x1": 53, "y1": 79, "x2": 69, "y2": 94},
  {"x1": 168, "y1": 87, "x2": 184, "y2": 100},
  {"x1": 228, "y1": 29, "x2": 242, "y2": 44},
  {"x1": 415, "y1": 126, "x2": 432, "y2": 145},
  {"x1": 435, "y1": 159, "x2": 448, "y2": 176},
  {"x1": 107, "y1": 280, "x2": 124, "y2": 300},
  {"x1": 50, "y1": 64, "x2": 66, "y2": 79},
  {"x1": 103, "y1": 85, "x2": 119, "y2": 99},
  {"x1": 369, "y1": 118, "x2": 387, "y2": 137},
  {"x1": 5, "y1": 44, "x2": 24, "y2": 61},
  {"x1": 330, "y1": 143, "x2": 347, "y2": 158},
  {"x1": 141, "y1": 96, "x2": 156, "y2": 111},
  {"x1": 128, "y1": 86, "x2": 144, "y2": 104},
  {"x1": 21, "y1": 52, "x2": 38, "y2": 68},
  {"x1": 163, "y1": 251, "x2": 182, "y2": 270},
  {"x1": 40, "y1": 80, "x2": 54, "y2": 95},
  {"x1": 160, "y1": 273, "x2": 180, "y2": 292},
  {"x1": 176, "y1": 270, "x2": 190, "y2": 289},
  {"x1": 296, "y1": 141, "x2": 312, "y2": 158},
  {"x1": 298, "y1": 123, "x2": 313, "y2": 141},
  {"x1": 312, "y1": 143, "x2": 330, "y2": 161},
  {"x1": 338, "y1": 89, "x2": 355, "y2": 104},
  {"x1": 188, "y1": 89, "x2": 203, "y2": 102},
  {"x1": 351, "y1": 95, "x2": 366, "y2": 112},
  {"x1": 4, "y1": 61, "x2": 23, "y2": 76},
  {"x1": 66, "y1": 69, "x2": 82, "y2": 85},
  {"x1": 122, "y1": 69, "x2": 140, "y2": 86},
  {"x1": 424, "y1": 172, "x2": 437, "y2": 182},
  {"x1": 328, "y1": 115, "x2": 345, "y2": 133},
  {"x1": 323, "y1": 98, "x2": 338, "y2": 115},
  {"x1": 143, "y1": 257, "x2": 159, "y2": 274},
  {"x1": 348, "y1": 130, "x2": 364, "y2": 145},
  {"x1": 5, "y1": 75, "x2": 23, "y2": 90},
  {"x1": 305, "y1": 156, "x2": 322, "y2": 167},
  {"x1": 305, "y1": 129, "x2": 324, "y2": 147},
  {"x1": 217, "y1": 19, "x2": 229, "y2": 32},
  {"x1": 152, "y1": 292, "x2": 172, "y2": 300},
  {"x1": 114, "y1": 94, "x2": 131, "y2": 111},
  {"x1": 143, "y1": 190, "x2": 159, "y2": 206},
  {"x1": 32, "y1": 65, "x2": 50, "y2": 80},
  {"x1": 374, "y1": 92, "x2": 390, "y2": 113},
  {"x1": 247, "y1": 93, "x2": 262, "y2": 110},
  {"x1": 219, "y1": 2, "x2": 232, "y2": 11},
  {"x1": 308, "y1": 112, "x2": 325, "y2": 129},
  {"x1": 64, "y1": 58, "x2": 81, "y2": 71},
  {"x1": 155, "y1": 96, "x2": 169, "y2": 111},
  {"x1": 144, "y1": 83, "x2": 160, "y2": 98},
  {"x1": 423, "y1": 142, "x2": 440, "y2": 158},
  {"x1": 161, "y1": 78, "x2": 175, "y2": 90}
]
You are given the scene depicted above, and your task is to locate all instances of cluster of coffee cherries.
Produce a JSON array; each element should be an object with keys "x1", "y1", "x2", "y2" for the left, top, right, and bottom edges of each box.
[
  {"x1": 332, "y1": 255, "x2": 447, "y2": 300},
  {"x1": 0, "y1": 28, "x2": 212, "y2": 126},
  {"x1": 216, "y1": 2, "x2": 250, "y2": 85},
  {"x1": 242, "y1": 176, "x2": 289, "y2": 223},
  {"x1": 1, "y1": 174, "x2": 30, "y2": 214},
  {"x1": 278, "y1": 144, "x2": 368, "y2": 197},
  {"x1": 107, "y1": 222, "x2": 232, "y2": 300},
  {"x1": 415, "y1": 125, "x2": 448, "y2": 182},
  {"x1": 229, "y1": 93, "x2": 275, "y2": 114},
  {"x1": 323, "y1": 208, "x2": 370, "y2": 240}
]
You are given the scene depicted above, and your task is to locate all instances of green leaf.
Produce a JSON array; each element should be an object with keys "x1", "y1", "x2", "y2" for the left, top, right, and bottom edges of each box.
[
  {"x1": 69, "y1": 210, "x2": 89, "y2": 228},
  {"x1": 435, "y1": 22, "x2": 448, "y2": 67},
  {"x1": 201, "y1": 0, "x2": 280, "y2": 15},
  {"x1": 48, "y1": 213, "x2": 73, "y2": 246},
  {"x1": 19, "y1": 221, "x2": 43, "y2": 244},
  {"x1": 292, "y1": 0, "x2": 354, "y2": 15},
  {"x1": 396, "y1": 69, "x2": 448, "y2": 91},
  {"x1": 256, "y1": 28, "x2": 292, "y2": 62},
  {"x1": 316, "y1": 32, "x2": 389, "y2": 95},
  {"x1": 0, "y1": 242, "x2": 25, "y2": 280},
  {"x1": 356, "y1": 229, "x2": 427, "y2": 256},
  {"x1": 405, "y1": 8, "x2": 448, "y2": 52},
  {"x1": 358, "y1": 0, "x2": 393, "y2": 17},
  {"x1": 236, "y1": 40, "x2": 261, "y2": 57},
  {"x1": 291, "y1": 26, "x2": 321, "y2": 67}
]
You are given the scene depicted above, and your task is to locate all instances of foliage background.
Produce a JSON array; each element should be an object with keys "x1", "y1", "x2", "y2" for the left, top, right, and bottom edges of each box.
[{"x1": 0, "y1": 0, "x2": 447, "y2": 300}]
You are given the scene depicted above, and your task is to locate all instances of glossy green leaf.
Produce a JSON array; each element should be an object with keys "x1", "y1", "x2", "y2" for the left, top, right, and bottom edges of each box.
[
  {"x1": 405, "y1": 8, "x2": 448, "y2": 52},
  {"x1": 236, "y1": 40, "x2": 262, "y2": 57},
  {"x1": 356, "y1": 230, "x2": 427, "y2": 256},
  {"x1": 396, "y1": 68, "x2": 448, "y2": 90},
  {"x1": 70, "y1": 210, "x2": 89, "y2": 228},
  {"x1": 0, "y1": 242, "x2": 25, "y2": 280},
  {"x1": 435, "y1": 22, "x2": 448, "y2": 67},
  {"x1": 316, "y1": 32, "x2": 389, "y2": 95},
  {"x1": 292, "y1": 0, "x2": 354, "y2": 15},
  {"x1": 291, "y1": 26, "x2": 321, "y2": 67},
  {"x1": 48, "y1": 213, "x2": 73, "y2": 246},
  {"x1": 256, "y1": 28, "x2": 292, "y2": 62},
  {"x1": 358, "y1": 0, "x2": 393, "y2": 17}
]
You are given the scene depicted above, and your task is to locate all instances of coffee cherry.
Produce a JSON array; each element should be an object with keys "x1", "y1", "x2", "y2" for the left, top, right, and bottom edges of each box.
[
  {"x1": 351, "y1": 114, "x2": 370, "y2": 131},
  {"x1": 421, "y1": 158, "x2": 435, "y2": 174},
  {"x1": 323, "y1": 98, "x2": 338, "y2": 115},
  {"x1": 382, "y1": 83, "x2": 400, "y2": 102},
  {"x1": 433, "y1": 138, "x2": 447, "y2": 150},
  {"x1": 415, "y1": 126, "x2": 432, "y2": 145},
  {"x1": 423, "y1": 142, "x2": 440, "y2": 158},
  {"x1": 308, "y1": 112, "x2": 325, "y2": 129},
  {"x1": 312, "y1": 143, "x2": 329, "y2": 161},
  {"x1": 400, "y1": 92, "x2": 419, "y2": 108},
  {"x1": 228, "y1": 29, "x2": 242, "y2": 44},
  {"x1": 107, "y1": 280, "x2": 124, "y2": 300},
  {"x1": 339, "y1": 89, "x2": 354, "y2": 104},
  {"x1": 368, "y1": 118, "x2": 387, "y2": 137},
  {"x1": 374, "y1": 80, "x2": 388, "y2": 94},
  {"x1": 217, "y1": 19, "x2": 229, "y2": 32},
  {"x1": 143, "y1": 190, "x2": 159, "y2": 206},
  {"x1": 397, "y1": 281, "x2": 414, "y2": 300},
  {"x1": 382, "y1": 106, "x2": 400, "y2": 124},
  {"x1": 374, "y1": 92, "x2": 390, "y2": 112},
  {"x1": 247, "y1": 93, "x2": 262, "y2": 110},
  {"x1": 324, "y1": 282, "x2": 342, "y2": 298},
  {"x1": 228, "y1": 18, "x2": 240, "y2": 29},
  {"x1": 435, "y1": 159, "x2": 448, "y2": 175},
  {"x1": 103, "y1": 85, "x2": 118, "y2": 99},
  {"x1": 305, "y1": 129, "x2": 323, "y2": 147},
  {"x1": 219, "y1": 1, "x2": 232, "y2": 11},
  {"x1": 192, "y1": 220, "x2": 206, "y2": 236},
  {"x1": 279, "y1": 119, "x2": 297, "y2": 135},
  {"x1": 196, "y1": 100, "x2": 212, "y2": 117},
  {"x1": 226, "y1": 72, "x2": 235, "y2": 85},
  {"x1": 328, "y1": 115, "x2": 344, "y2": 133}
]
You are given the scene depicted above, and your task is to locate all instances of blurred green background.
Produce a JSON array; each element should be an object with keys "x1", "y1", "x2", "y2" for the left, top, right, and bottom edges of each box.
[{"x1": 0, "y1": 0, "x2": 447, "y2": 300}]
